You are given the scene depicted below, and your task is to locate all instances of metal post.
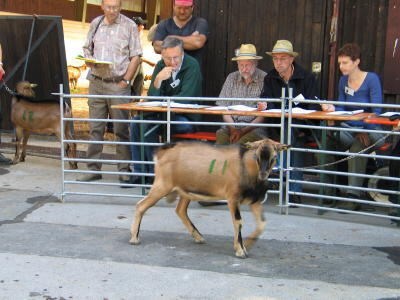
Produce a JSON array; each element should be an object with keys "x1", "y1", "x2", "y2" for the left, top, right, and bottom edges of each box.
[
  {"x1": 278, "y1": 88, "x2": 286, "y2": 214},
  {"x1": 59, "y1": 84, "x2": 65, "y2": 203},
  {"x1": 166, "y1": 97, "x2": 171, "y2": 142},
  {"x1": 285, "y1": 88, "x2": 294, "y2": 214}
]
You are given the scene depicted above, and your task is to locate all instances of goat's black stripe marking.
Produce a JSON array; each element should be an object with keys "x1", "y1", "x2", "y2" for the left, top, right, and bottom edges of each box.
[
  {"x1": 240, "y1": 181, "x2": 268, "y2": 204},
  {"x1": 235, "y1": 208, "x2": 241, "y2": 221},
  {"x1": 189, "y1": 220, "x2": 201, "y2": 235},
  {"x1": 136, "y1": 223, "x2": 141, "y2": 239},
  {"x1": 261, "y1": 213, "x2": 266, "y2": 222},
  {"x1": 238, "y1": 224, "x2": 243, "y2": 246}
]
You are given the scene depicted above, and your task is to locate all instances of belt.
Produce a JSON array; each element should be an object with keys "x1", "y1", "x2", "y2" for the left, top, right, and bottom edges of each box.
[{"x1": 91, "y1": 74, "x2": 124, "y2": 83}]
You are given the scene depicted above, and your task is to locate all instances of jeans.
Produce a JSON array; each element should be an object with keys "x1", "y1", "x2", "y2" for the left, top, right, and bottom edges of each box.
[
  {"x1": 130, "y1": 113, "x2": 195, "y2": 174},
  {"x1": 324, "y1": 124, "x2": 384, "y2": 197}
]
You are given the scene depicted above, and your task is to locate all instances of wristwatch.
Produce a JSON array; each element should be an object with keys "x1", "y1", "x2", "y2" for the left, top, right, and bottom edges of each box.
[{"x1": 122, "y1": 79, "x2": 130, "y2": 85}]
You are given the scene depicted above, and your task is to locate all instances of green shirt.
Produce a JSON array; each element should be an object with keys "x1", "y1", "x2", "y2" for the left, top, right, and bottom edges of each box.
[
  {"x1": 149, "y1": 54, "x2": 202, "y2": 101},
  {"x1": 148, "y1": 54, "x2": 202, "y2": 121}
]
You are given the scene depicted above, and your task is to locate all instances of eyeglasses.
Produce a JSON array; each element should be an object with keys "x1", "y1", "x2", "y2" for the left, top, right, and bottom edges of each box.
[
  {"x1": 163, "y1": 56, "x2": 182, "y2": 62},
  {"x1": 104, "y1": 5, "x2": 121, "y2": 12},
  {"x1": 272, "y1": 56, "x2": 291, "y2": 62}
]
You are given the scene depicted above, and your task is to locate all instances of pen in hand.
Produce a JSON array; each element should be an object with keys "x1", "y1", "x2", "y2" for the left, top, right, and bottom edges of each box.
[{"x1": 318, "y1": 97, "x2": 335, "y2": 112}]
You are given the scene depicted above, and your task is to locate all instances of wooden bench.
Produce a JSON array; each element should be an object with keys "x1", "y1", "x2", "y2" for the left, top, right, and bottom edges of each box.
[{"x1": 172, "y1": 131, "x2": 217, "y2": 142}]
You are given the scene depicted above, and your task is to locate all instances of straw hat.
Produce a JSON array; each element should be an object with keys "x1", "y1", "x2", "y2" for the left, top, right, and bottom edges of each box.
[
  {"x1": 232, "y1": 44, "x2": 263, "y2": 61},
  {"x1": 266, "y1": 40, "x2": 299, "y2": 57}
]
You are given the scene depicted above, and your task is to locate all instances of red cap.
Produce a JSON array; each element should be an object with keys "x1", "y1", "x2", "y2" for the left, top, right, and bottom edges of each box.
[
  {"x1": 175, "y1": 0, "x2": 193, "y2": 6},
  {"x1": 0, "y1": 69, "x2": 4, "y2": 81}
]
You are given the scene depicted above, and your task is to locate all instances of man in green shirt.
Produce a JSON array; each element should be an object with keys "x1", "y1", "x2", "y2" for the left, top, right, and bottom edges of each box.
[{"x1": 129, "y1": 37, "x2": 202, "y2": 185}]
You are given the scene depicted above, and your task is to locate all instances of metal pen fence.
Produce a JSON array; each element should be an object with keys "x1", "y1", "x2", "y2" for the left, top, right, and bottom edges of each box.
[
  {"x1": 286, "y1": 98, "x2": 400, "y2": 221},
  {"x1": 55, "y1": 85, "x2": 284, "y2": 204},
  {"x1": 56, "y1": 85, "x2": 400, "y2": 223}
]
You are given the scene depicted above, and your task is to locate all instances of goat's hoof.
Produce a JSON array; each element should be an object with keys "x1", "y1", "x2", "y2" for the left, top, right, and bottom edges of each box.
[
  {"x1": 235, "y1": 248, "x2": 248, "y2": 259},
  {"x1": 69, "y1": 164, "x2": 78, "y2": 170},
  {"x1": 194, "y1": 238, "x2": 205, "y2": 244},
  {"x1": 235, "y1": 251, "x2": 248, "y2": 259},
  {"x1": 12, "y1": 160, "x2": 19, "y2": 165},
  {"x1": 129, "y1": 238, "x2": 140, "y2": 245}
]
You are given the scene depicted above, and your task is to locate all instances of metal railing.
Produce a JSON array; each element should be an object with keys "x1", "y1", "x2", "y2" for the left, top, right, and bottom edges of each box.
[
  {"x1": 55, "y1": 85, "x2": 400, "y2": 223},
  {"x1": 55, "y1": 85, "x2": 284, "y2": 204}
]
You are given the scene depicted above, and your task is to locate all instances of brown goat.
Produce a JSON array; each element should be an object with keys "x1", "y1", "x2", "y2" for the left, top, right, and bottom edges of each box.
[
  {"x1": 67, "y1": 65, "x2": 86, "y2": 90},
  {"x1": 11, "y1": 81, "x2": 78, "y2": 169},
  {"x1": 130, "y1": 139, "x2": 289, "y2": 258}
]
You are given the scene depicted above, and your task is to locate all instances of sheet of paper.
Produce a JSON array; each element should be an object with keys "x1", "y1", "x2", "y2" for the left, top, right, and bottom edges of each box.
[
  {"x1": 263, "y1": 109, "x2": 283, "y2": 113},
  {"x1": 205, "y1": 106, "x2": 229, "y2": 110},
  {"x1": 291, "y1": 107, "x2": 316, "y2": 114},
  {"x1": 262, "y1": 107, "x2": 315, "y2": 114},
  {"x1": 228, "y1": 105, "x2": 258, "y2": 111},
  {"x1": 327, "y1": 109, "x2": 364, "y2": 115},
  {"x1": 136, "y1": 101, "x2": 166, "y2": 107},
  {"x1": 168, "y1": 103, "x2": 211, "y2": 109},
  {"x1": 380, "y1": 112, "x2": 400, "y2": 117},
  {"x1": 75, "y1": 55, "x2": 113, "y2": 65}
]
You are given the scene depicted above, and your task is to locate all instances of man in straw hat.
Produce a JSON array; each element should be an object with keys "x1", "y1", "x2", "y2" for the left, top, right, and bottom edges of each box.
[
  {"x1": 153, "y1": 0, "x2": 208, "y2": 66},
  {"x1": 215, "y1": 44, "x2": 267, "y2": 145},
  {"x1": 261, "y1": 40, "x2": 320, "y2": 204}
]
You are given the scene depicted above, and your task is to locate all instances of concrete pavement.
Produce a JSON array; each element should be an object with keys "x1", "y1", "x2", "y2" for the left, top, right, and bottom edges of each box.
[{"x1": 0, "y1": 149, "x2": 399, "y2": 300}]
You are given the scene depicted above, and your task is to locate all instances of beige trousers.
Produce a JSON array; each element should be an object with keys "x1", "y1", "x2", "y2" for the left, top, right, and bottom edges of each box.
[{"x1": 86, "y1": 78, "x2": 131, "y2": 172}]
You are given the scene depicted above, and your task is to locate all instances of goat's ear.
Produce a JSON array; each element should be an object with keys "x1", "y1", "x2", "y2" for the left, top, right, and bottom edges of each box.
[
  {"x1": 274, "y1": 144, "x2": 291, "y2": 152},
  {"x1": 244, "y1": 140, "x2": 263, "y2": 149}
]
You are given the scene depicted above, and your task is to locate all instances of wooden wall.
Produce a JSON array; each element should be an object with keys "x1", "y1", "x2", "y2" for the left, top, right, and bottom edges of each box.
[
  {"x1": 192, "y1": 0, "x2": 397, "y2": 102},
  {"x1": 0, "y1": 0, "x2": 146, "y2": 23},
  {"x1": 194, "y1": 0, "x2": 332, "y2": 98}
]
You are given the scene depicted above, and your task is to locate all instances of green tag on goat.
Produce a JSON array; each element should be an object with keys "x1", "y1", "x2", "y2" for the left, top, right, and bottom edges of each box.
[
  {"x1": 222, "y1": 160, "x2": 228, "y2": 175},
  {"x1": 208, "y1": 159, "x2": 216, "y2": 174}
]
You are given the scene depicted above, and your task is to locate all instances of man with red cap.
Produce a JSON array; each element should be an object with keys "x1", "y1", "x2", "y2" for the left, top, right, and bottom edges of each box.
[
  {"x1": 153, "y1": 0, "x2": 208, "y2": 66},
  {"x1": 0, "y1": 43, "x2": 13, "y2": 165}
]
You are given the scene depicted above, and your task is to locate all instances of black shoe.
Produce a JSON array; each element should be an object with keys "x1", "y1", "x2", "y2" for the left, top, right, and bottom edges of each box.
[
  {"x1": 146, "y1": 176, "x2": 154, "y2": 185},
  {"x1": 131, "y1": 175, "x2": 145, "y2": 184},
  {"x1": 289, "y1": 195, "x2": 302, "y2": 208}
]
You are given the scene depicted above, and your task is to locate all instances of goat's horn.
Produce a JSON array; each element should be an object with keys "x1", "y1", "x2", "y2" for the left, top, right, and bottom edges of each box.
[{"x1": 30, "y1": 83, "x2": 38, "y2": 88}]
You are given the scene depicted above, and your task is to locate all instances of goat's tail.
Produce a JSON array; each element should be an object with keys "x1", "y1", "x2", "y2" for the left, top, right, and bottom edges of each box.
[{"x1": 165, "y1": 191, "x2": 179, "y2": 203}]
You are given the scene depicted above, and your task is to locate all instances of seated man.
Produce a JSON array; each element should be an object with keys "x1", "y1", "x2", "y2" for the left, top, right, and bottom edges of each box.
[
  {"x1": 129, "y1": 37, "x2": 202, "y2": 185},
  {"x1": 216, "y1": 44, "x2": 267, "y2": 145},
  {"x1": 260, "y1": 40, "x2": 320, "y2": 204}
]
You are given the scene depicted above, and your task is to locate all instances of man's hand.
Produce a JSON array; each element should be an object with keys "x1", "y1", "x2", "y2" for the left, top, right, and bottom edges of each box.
[
  {"x1": 355, "y1": 133, "x2": 370, "y2": 146},
  {"x1": 118, "y1": 80, "x2": 129, "y2": 89},
  {"x1": 153, "y1": 66, "x2": 174, "y2": 89},
  {"x1": 257, "y1": 102, "x2": 267, "y2": 111},
  {"x1": 229, "y1": 127, "x2": 243, "y2": 143},
  {"x1": 321, "y1": 103, "x2": 335, "y2": 112}
]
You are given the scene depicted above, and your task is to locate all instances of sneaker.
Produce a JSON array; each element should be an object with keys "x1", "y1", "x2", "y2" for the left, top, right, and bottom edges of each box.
[
  {"x1": 76, "y1": 173, "x2": 102, "y2": 182},
  {"x1": 0, "y1": 152, "x2": 12, "y2": 165},
  {"x1": 119, "y1": 175, "x2": 131, "y2": 183}
]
